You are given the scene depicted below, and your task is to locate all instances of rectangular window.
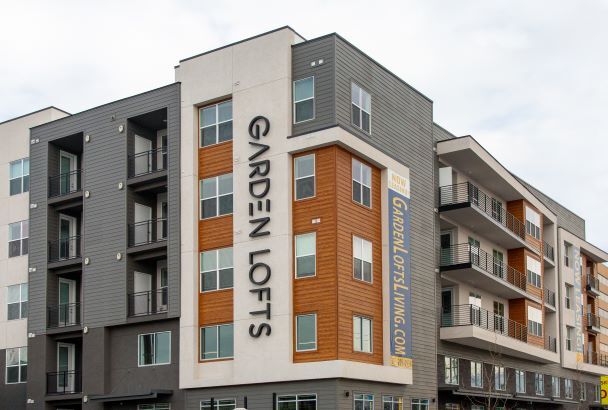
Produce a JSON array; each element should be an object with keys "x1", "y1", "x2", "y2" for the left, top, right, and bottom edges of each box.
[
  {"x1": 200, "y1": 399, "x2": 236, "y2": 410},
  {"x1": 566, "y1": 326, "x2": 574, "y2": 351},
  {"x1": 382, "y1": 396, "x2": 403, "y2": 410},
  {"x1": 565, "y1": 285, "x2": 572, "y2": 309},
  {"x1": 277, "y1": 394, "x2": 317, "y2": 410},
  {"x1": 200, "y1": 174, "x2": 233, "y2": 219},
  {"x1": 525, "y1": 206, "x2": 541, "y2": 240},
  {"x1": 526, "y1": 256, "x2": 542, "y2": 288},
  {"x1": 351, "y1": 83, "x2": 371, "y2": 133},
  {"x1": 444, "y1": 356, "x2": 459, "y2": 385},
  {"x1": 516, "y1": 369, "x2": 526, "y2": 393},
  {"x1": 527, "y1": 306, "x2": 543, "y2": 337},
  {"x1": 535, "y1": 373, "x2": 544, "y2": 395},
  {"x1": 7, "y1": 283, "x2": 28, "y2": 320},
  {"x1": 445, "y1": 405, "x2": 460, "y2": 410},
  {"x1": 138, "y1": 331, "x2": 171, "y2": 366},
  {"x1": 293, "y1": 77, "x2": 315, "y2": 123},
  {"x1": 491, "y1": 198, "x2": 503, "y2": 222},
  {"x1": 564, "y1": 243, "x2": 572, "y2": 267},
  {"x1": 353, "y1": 236, "x2": 372, "y2": 283},
  {"x1": 9, "y1": 158, "x2": 29, "y2": 196},
  {"x1": 354, "y1": 393, "x2": 374, "y2": 409},
  {"x1": 199, "y1": 100, "x2": 232, "y2": 147},
  {"x1": 200, "y1": 247, "x2": 233, "y2": 292},
  {"x1": 595, "y1": 384, "x2": 601, "y2": 402},
  {"x1": 552, "y1": 376, "x2": 560, "y2": 397},
  {"x1": 138, "y1": 405, "x2": 171, "y2": 410},
  {"x1": 294, "y1": 154, "x2": 315, "y2": 200},
  {"x1": 5, "y1": 347, "x2": 27, "y2": 384},
  {"x1": 352, "y1": 158, "x2": 371, "y2": 207},
  {"x1": 353, "y1": 316, "x2": 372, "y2": 353},
  {"x1": 471, "y1": 406, "x2": 484, "y2": 410},
  {"x1": 295, "y1": 233, "x2": 316, "y2": 278},
  {"x1": 411, "y1": 399, "x2": 430, "y2": 410},
  {"x1": 494, "y1": 365, "x2": 506, "y2": 391},
  {"x1": 492, "y1": 249, "x2": 504, "y2": 278},
  {"x1": 8, "y1": 220, "x2": 28, "y2": 257},
  {"x1": 581, "y1": 382, "x2": 587, "y2": 401},
  {"x1": 470, "y1": 361, "x2": 483, "y2": 388},
  {"x1": 200, "y1": 324, "x2": 234, "y2": 360},
  {"x1": 565, "y1": 379, "x2": 573, "y2": 399},
  {"x1": 296, "y1": 314, "x2": 317, "y2": 352}
]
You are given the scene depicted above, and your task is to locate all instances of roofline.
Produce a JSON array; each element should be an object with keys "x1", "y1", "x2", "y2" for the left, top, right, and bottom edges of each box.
[
  {"x1": 293, "y1": 33, "x2": 433, "y2": 104},
  {"x1": 177, "y1": 26, "x2": 306, "y2": 65},
  {"x1": 558, "y1": 226, "x2": 608, "y2": 262},
  {"x1": 0, "y1": 106, "x2": 70, "y2": 126},
  {"x1": 30, "y1": 82, "x2": 180, "y2": 130},
  {"x1": 433, "y1": 122, "x2": 457, "y2": 139}
]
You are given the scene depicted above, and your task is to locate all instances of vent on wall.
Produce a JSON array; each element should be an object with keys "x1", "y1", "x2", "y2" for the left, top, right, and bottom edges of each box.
[{"x1": 310, "y1": 59, "x2": 324, "y2": 67}]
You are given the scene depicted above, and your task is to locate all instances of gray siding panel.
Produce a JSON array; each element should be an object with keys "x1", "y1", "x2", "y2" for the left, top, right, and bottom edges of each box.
[
  {"x1": 0, "y1": 348, "x2": 27, "y2": 410},
  {"x1": 433, "y1": 122, "x2": 457, "y2": 142}
]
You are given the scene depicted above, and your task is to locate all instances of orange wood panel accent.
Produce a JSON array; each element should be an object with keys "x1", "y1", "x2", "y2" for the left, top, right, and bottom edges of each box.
[
  {"x1": 507, "y1": 199, "x2": 542, "y2": 254},
  {"x1": 198, "y1": 289, "x2": 234, "y2": 326},
  {"x1": 199, "y1": 216, "x2": 233, "y2": 251},
  {"x1": 199, "y1": 141, "x2": 233, "y2": 179}
]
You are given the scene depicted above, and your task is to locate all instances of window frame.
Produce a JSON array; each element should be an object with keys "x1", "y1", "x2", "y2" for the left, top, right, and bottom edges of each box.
[
  {"x1": 200, "y1": 398, "x2": 236, "y2": 410},
  {"x1": 9, "y1": 158, "x2": 29, "y2": 196},
  {"x1": 294, "y1": 232, "x2": 317, "y2": 279},
  {"x1": 277, "y1": 393, "x2": 317, "y2": 410},
  {"x1": 293, "y1": 77, "x2": 315, "y2": 124},
  {"x1": 535, "y1": 373, "x2": 545, "y2": 395},
  {"x1": 294, "y1": 154, "x2": 316, "y2": 201},
  {"x1": 137, "y1": 331, "x2": 171, "y2": 367},
  {"x1": 566, "y1": 326, "x2": 574, "y2": 351},
  {"x1": 565, "y1": 285, "x2": 572, "y2": 309},
  {"x1": 295, "y1": 313, "x2": 317, "y2": 352},
  {"x1": 565, "y1": 378, "x2": 573, "y2": 399},
  {"x1": 470, "y1": 360, "x2": 483, "y2": 388},
  {"x1": 199, "y1": 173, "x2": 233, "y2": 220},
  {"x1": 7, "y1": 283, "x2": 28, "y2": 321},
  {"x1": 494, "y1": 365, "x2": 506, "y2": 391},
  {"x1": 8, "y1": 220, "x2": 28, "y2": 257},
  {"x1": 526, "y1": 256, "x2": 542, "y2": 288},
  {"x1": 199, "y1": 100, "x2": 233, "y2": 148},
  {"x1": 515, "y1": 369, "x2": 526, "y2": 394},
  {"x1": 351, "y1": 82, "x2": 371, "y2": 134},
  {"x1": 525, "y1": 206, "x2": 541, "y2": 240},
  {"x1": 353, "y1": 392, "x2": 374, "y2": 409},
  {"x1": 353, "y1": 315, "x2": 373, "y2": 353},
  {"x1": 444, "y1": 356, "x2": 459, "y2": 385},
  {"x1": 5, "y1": 346, "x2": 27, "y2": 384},
  {"x1": 552, "y1": 376, "x2": 561, "y2": 397},
  {"x1": 138, "y1": 405, "x2": 171, "y2": 410},
  {"x1": 353, "y1": 235, "x2": 373, "y2": 284},
  {"x1": 411, "y1": 399, "x2": 430, "y2": 410},
  {"x1": 200, "y1": 323, "x2": 234, "y2": 361},
  {"x1": 352, "y1": 158, "x2": 372, "y2": 208},
  {"x1": 200, "y1": 247, "x2": 234, "y2": 293},
  {"x1": 381, "y1": 395, "x2": 403, "y2": 409}
]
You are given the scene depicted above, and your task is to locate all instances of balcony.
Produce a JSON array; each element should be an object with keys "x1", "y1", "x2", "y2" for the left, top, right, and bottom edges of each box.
[
  {"x1": 440, "y1": 304, "x2": 559, "y2": 363},
  {"x1": 47, "y1": 303, "x2": 81, "y2": 329},
  {"x1": 127, "y1": 148, "x2": 167, "y2": 189},
  {"x1": 48, "y1": 236, "x2": 82, "y2": 263},
  {"x1": 543, "y1": 241, "x2": 555, "y2": 265},
  {"x1": 584, "y1": 351, "x2": 608, "y2": 367},
  {"x1": 127, "y1": 288, "x2": 168, "y2": 317},
  {"x1": 544, "y1": 288, "x2": 556, "y2": 310},
  {"x1": 48, "y1": 170, "x2": 82, "y2": 198},
  {"x1": 585, "y1": 312, "x2": 601, "y2": 333},
  {"x1": 47, "y1": 370, "x2": 82, "y2": 395},
  {"x1": 440, "y1": 244, "x2": 536, "y2": 301},
  {"x1": 438, "y1": 182, "x2": 539, "y2": 252},
  {"x1": 587, "y1": 274, "x2": 600, "y2": 297},
  {"x1": 128, "y1": 219, "x2": 167, "y2": 247}
]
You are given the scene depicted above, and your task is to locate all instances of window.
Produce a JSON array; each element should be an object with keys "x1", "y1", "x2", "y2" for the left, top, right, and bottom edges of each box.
[
  {"x1": 526, "y1": 256, "x2": 542, "y2": 288},
  {"x1": 471, "y1": 361, "x2": 483, "y2": 388},
  {"x1": 566, "y1": 326, "x2": 574, "y2": 351},
  {"x1": 525, "y1": 207, "x2": 541, "y2": 240},
  {"x1": 581, "y1": 382, "x2": 587, "y2": 401},
  {"x1": 352, "y1": 159, "x2": 371, "y2": 208},
  {"x1": 471, "y1": 406, "x2": 484, "y2": 410},
  {"x1": 353, "y1": 236, "x2": 372, "y2": 283},
  {"x1": 295, "y1": 233, "x2": 316, "y2": 278},
  {"x1": 444, "y1": 356, "x2": 459, "y2": 385},
  {"x1": 595, "y1": 384, "x2": 600, "y2": 402},
  {"x1": 535, "y1": 373, "x2": 544, "y2": 395},
  {"x1": 382, "y1": 396, "x2": 403, "y2": 410},
  {"x1": 200, "y1": 324, "x2": 233, "y2": 360},
  {"x1": 527, "y1": 306, "x2": 543, "y2": 337},
  {"x1": 565, "y1": 379, "x2": 573, "y2": 399},
  {"x1": 294, "y1": 154, "x2": 315, "y2": 200},
  {"x1": 351, "y1": 83, "x2": 371, "y2": 133},
  {"x1": 296, "y1": 314, "x2": 317, "y2": 351},
  {"x1": 200, "y1": 399, "x2": 236, "y2": 410},
  {"x1": 277, "y1": 394, "x2": 316, "y2": 410},
  {"x1": 564, "y1": 243, "x2": 572, "y2": 267},
  {"x1": 494, "y1": 365, "x2": 506, "y2": 391},
  {"x1": 411, "y1": 399, "x2": 430, "y2": 410},
  {"x1": 293, "y1": 77, "x2": 315, "y2": 123},
  {"x1": 7, "y1": 284, "x2": 28, "y2": 320},
  {"x1": 516, "y1": 369, "x2": 526, "y2": 393},
  {"x1": 199, "y1": 100, "x2": 232, "y2": 147},
  {"x1": 200, "y1": 174, "x2": 233, "y2": 219},
  {"x1": 353, "y1": 316, "x2": 372, "y2": 353},
  {"x1": 138, "y1": 331, "x2": 171, "y2": 366},
  {"x1": 492, "y1": 249, "x2": 504, "y2": 278},
  {"x1": 138, "y1": 405, "x2": 170, "y2": 410},
  {"x1": 200, "y1": 247, "x2": 233, "y2": 292},
  {"x1": 5, "y1": 347, "x2": 27, "y2": 384},
  {"x1": 491, "y1": 198, "x2": 503, "y2": 222},
  {"x1": 565, "y1": 285, "x2": 573, "y2": 309},
  {"x1": 354, "y1": 393, "x2": 374, "y2": 410},
  {"x1": 552, "y1": 376, "x2": 560, "y2": 397},
  {"x1": 445, "y1": 405, "x2": 460, "y2": 410},
  {"x1": 9, "y1": 158, "x2": 29, "y2": 195},
  {"x1": 8, "y1": 220, "x2": 28, "y2": 257}
]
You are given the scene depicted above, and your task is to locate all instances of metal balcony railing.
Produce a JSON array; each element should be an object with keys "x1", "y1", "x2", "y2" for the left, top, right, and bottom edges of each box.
[
  {"x1": 438, "y1": 182, "x2": 527, "y2": 241},
  {"x1": 543, "y1": 241, "x2": 555, "y2": 261},
  {"x1": 584, "y1": 350, "x2": 608, "y2": 367},
  {"x1": 128, "y1": 148, "x2": 167, "y2": 178},
  {"x1": 47, "y1": 370, "x2": 82, "y2": 395},
  {"x1": 48, "y1": 170, "x2": 82, "y2": 198},
  {"x1": 441, "y1": 304, "x2": 528, "y2": 342},
  {"x1": 587, "y1": 274, "x2": 600, "y2": 294},
  {"x1": 585, "y1": 312, "x2": 601, "y2": 330},
  {"x1": 545, "y1": 335, "x2": 557, "y2": 353},
  {"x1": 47, "y1": 303, "x2": 81, "y2": 328},
  {"x1": 128, "y1": 218, "x2": 167, "y2": 247},
  {"x1": 127, "y1": 288, "x2": 168, "y2": 316},
  {"x1": 440, "y1": 244, "x2": 527, "y2": 292},
  {"x1": 48, "y1": 236, "x2": 81, "y2": 262},
  {"x1": 544, "y1": 288, "x2": 556, "y2": 307}
]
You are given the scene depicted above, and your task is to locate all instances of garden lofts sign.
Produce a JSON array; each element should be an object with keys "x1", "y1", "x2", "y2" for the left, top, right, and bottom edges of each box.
[{"x1": 247, "y1": 116, "x2": 273, "y2": 338}]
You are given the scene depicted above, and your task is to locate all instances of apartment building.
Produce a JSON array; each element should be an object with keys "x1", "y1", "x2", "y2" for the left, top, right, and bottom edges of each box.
[{"x1": 0, "y1": 108, "x2": 70, "y2": 410}]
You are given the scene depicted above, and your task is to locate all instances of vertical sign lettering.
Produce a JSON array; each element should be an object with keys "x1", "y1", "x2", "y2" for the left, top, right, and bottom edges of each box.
[{"x1": 573, "y1": 245, "x2": 584, "y2": 362}]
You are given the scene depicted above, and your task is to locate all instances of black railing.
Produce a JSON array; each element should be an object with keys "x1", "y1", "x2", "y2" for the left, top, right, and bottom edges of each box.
[
  {"x1": 543, "y1": 241, "x2": 555, "y2": 261},
  {"x1": 584, "y1": 350, "x2": 608, "y2": 367},
  {"x1": 585, "y1": 312, "x2": 601, "y2": 330},
  {"x1": 128, "y1": 219, "x2": 167, "y2": 247},
  {"x1": 47, "y1": 370, "x2": 82, "y2": 395},
  {"x1": 127, "y1": 288, "x2": 168, "y2": 316},
  {"x1": 587, "y1": 274, "x2": 600, "y2": 294},
  {"x1": 48, "y1": 236, "x2": 81, "y2": 262},
  {"x1": 544, "y1": 288, "x2": 556, "y2": 307},
  {"x1": 128, "y1": 147, "x2": 167, "y2": 178},
  {"x1": 545, "y1": 335, "x2": 557, "y2": 352},
  {"x1": 438, "y1": 182, "x2": 528, "y2": 242},
  {"x1": 441, "y1": 304, "x2": 528, "y2": 343},
  {"x1": 48, "y1": 170, "x2": 82, "y2": 198},
  {"x1": 47, "y1": 303, "x2": 81, "y2": 328},
  {"x1": 440, "y1": 244, "x2": 527, "y2": 291}
]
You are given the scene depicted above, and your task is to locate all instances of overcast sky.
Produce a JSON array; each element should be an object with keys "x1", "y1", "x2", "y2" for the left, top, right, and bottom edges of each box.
[{"x1": 2, "y1": 0, "x2": 607, "y2": 250}]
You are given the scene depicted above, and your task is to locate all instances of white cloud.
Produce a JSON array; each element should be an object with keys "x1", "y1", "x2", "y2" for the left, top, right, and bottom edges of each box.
[{"x1": 1, "y1": 0, "x2": 606, "y2": 248}]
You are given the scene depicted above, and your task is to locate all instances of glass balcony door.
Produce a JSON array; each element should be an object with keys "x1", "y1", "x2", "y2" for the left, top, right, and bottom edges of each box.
[
  {"x1": 58, "y1": 278, "x2": 77, "y2": 326},
  {"x1": 59, "y1": 151, "x2": 78, "y2": 195},
  {"x1": 134, "y1": 203, "x2": 152, "y2": 245},
  {"x1": 134, "y1": 271, "x2": 152, "y2": 315},
  {"x1": 134, "y1": 135, "x2": 152, "y2": 176},
  {"x1": 56, "y1": 343, "x2": 75, "y2": 392},
  {"x1": 59, "y1": 214, "x2": 77, "y2": 259}
]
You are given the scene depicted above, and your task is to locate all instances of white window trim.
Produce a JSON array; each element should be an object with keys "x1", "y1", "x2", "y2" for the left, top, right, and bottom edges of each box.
[
  {"x1": 516, "y1": 369, "x2": 526, "y2": 393},
  {"x1": 353, "y1": 315, "x2": 373, "y2": 353},
  {"x1": 199, "y1": 174, "x2": 233, "y2": 220},
  {"x1": 536, "y1": 373, "x2": 545, "y2": 395},
  {"x1": 137, "y1": 331, "x2": 171, "y2": 367},
  {"x1": 199, "y1": 100, "x2": 233, "y2": 147},
  {"x1": 552, "y1": 376, "x2": 561, "y2": 397},
  {"x1": 200, "y1": 398, "x2": 236, "y2": 409},
  {"x1": 294, "y1": 154, "x2": 316, "y2": 201},
  {"x1": 293, "y1": 77, "x2": 315, "y2": 124},
  {"x1": 444, "y1": 356, "x2": 459, "y2": 385},
  {"x1": 494, "y1": 365, "x2": 506, "y2": 391},
  {"x1": 352, "y1": 158, "x2": 372, "y2": 208},
  {"x1": 277, "y1": 393, "x2": 317, "y2": 409},
  {"x1": 5, "y1": 346, "x2": 27, "y2": 384},
  {"x1": 471, "y1": 361, "x2": 483, "y2": 388},
  {"x1": 353, "y1": 392, "x2": 374, "y2": 408},
  {"x1": 9, "y1": 158, "x2": 29, "y2": 196},
  {"x1": 7, "y1": 283, "x2": 28, "y2": 321},
  {"x1": 200, "y1": 323, "x2": 234, "y2": 361},
  {"x1": 294, "y1": 232, "x2": 317, "y2": 279},
  {"x1": 199, "y1": 247, "x2": 233, "y2": 293},
  {"x1": 296, "y1": 313, "x2": 317, "y2": 352},
  {"x1": 353, "y1": 235, "x2": 373, "y2": 284},
  {"x1": 351, "y1": 82, "x2": 372, "y2": 133}
]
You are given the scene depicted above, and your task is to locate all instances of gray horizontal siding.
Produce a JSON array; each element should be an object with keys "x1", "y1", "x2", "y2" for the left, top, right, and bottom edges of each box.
[{"x1": 433, "y1": 122, "x2": 457, "y2": 142}]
